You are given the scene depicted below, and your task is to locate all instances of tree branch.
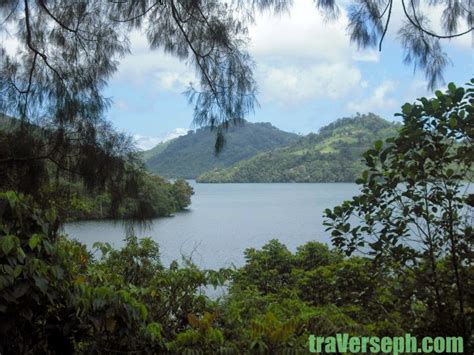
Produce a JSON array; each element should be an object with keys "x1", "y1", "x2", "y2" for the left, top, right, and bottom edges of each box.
[
  {"x1": 401, "y1": 0, "x2": 474, "y2": 39},
  {"x1": 379, "y1": 0, "x2": 393, "y2": 51},
  {"x1": 110, "y1": 1, "x2": 162, "y2": 23},
  {"x1": 38, "y1": 0, "x2": 77, "y2": 34}
]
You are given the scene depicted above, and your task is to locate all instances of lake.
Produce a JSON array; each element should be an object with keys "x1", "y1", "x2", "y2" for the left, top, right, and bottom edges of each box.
[{"x1": 64, "y1": 182, "x2": 360, "y2": 269}]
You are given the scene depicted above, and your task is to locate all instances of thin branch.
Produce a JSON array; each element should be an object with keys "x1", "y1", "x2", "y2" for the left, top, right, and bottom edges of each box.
[
  {"x1": 401, "y1": 0, "x2": 474, "y2": 39},
  {"x1": 0, "y1": 0, "x2": 19, "y2": 26},
  {"x1": 170, "y1": 0, "x2": 221, "y2": 106},
  {"x1": 25, "y1": 52, "x2": 36, "y2": 93},
  {"x1": 378, "y1": 0, "x2": 391, "y2": 19},
  {"x1": 24, "y1": 0, "x2": 65, "y2": 84},
  {"x1": 110, "y1": 1, "x2": 162, "y2": 23},
  {"x1": 379, "y1": 0, "x2": 393, "y2": 51},
  {"x1": 38, "y1": 0, "x2": 77, "y2": 34}
]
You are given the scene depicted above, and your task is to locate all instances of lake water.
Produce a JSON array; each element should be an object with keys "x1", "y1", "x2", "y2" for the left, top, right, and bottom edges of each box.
[{"x1": 64, "y1": 182, "x2": 360, "y2": 269}]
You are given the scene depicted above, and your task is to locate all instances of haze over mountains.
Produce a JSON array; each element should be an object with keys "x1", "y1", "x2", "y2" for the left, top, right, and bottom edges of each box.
[{"x1": 143, "y1": 114, "x2": 401, "y2": 182}]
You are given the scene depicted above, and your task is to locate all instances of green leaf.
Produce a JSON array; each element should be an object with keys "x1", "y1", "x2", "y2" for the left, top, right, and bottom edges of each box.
[
  {"x1": 374, "y1": 140, "x2": 383, "y2": 151},
  {"x1": 362, "y1": 170, "x2": 369, "y2": 181},
  {"x1": 13, "y1": 265, "x2": 23, "y2": 278},
  {"x1": 28, "y1": 234, "x2": 42, "y2": 250},
  {"x1": 448, "y1": 82, "x2": 456, "y2": 94},
  {"x1": 455, "y1": 87, "x2": 465, "y2": 101},
  {"x1": 401, "y1": 103, "x2": 412, "y2": 114},
  {"x1": 1, "y1": 235, "x2": 15, "y2": 255},
  {"x1": 449, "y1": 116, "x2": 457, "y2": 129},
  {"x1": 33, "y1": 276, "x2": 48, "y2": 294}
]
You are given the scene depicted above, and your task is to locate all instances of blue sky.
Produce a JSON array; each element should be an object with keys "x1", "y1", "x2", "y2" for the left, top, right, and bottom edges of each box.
[{"x1": 103, "y1": 0, "x2": 473, "y2": 149}]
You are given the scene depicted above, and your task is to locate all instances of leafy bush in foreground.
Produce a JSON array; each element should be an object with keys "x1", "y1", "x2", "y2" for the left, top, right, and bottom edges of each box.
[
  {"x1": 2, "y1": 191, "x2": 471, "y2": 353},
  {"x1": 1, "y1": 80, "x2": 472, "y2": 353}
]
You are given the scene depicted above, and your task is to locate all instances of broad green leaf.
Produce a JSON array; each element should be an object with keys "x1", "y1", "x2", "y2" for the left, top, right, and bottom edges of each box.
[
  {"x1": 401, "y1": 103, "x2": 412, "y2": 114},
  {"x1": 33, "y1": 276, "x2": 48, "y2": 294},
  {"x1": 1, "y1": 235, "x2": 15, "y2": 255},
  {"x1": 28, "y1": 234, "x2": 42, "y2": 250},
  {"x1": 13, "y1": 265, "x2": 23, "y2": 278},
  {"x1": 448, "y1": 82, "x2": 456, "y2": 94}
]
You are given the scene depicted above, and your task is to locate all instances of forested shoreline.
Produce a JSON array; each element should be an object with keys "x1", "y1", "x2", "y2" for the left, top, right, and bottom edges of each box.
[
  {"x1": 1, "y1": 0, "x2": 472, "y2": 352},
  {"x1": 1, "y1": 82, "x2": 473, "y2": 353},
  {"x1": 65, "y1": 177, "x2": 194, "y2": 221}
]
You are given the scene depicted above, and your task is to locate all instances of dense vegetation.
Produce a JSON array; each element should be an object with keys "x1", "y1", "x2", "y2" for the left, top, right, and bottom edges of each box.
[
  {"x1": 4, "y1": 219, "x2": 471, "y2": 354},
  {"x1": 66, "y1": 176, "x2": 194, "y2": 221},
  {"x1": 0, "y1": 115, "x2": 193, "y2": 222},
  {"x1": 1, "y1": 81, "x2": 472, "y2": 353},
  {"x1": 144, "y1": 122, "x2": 298, "y2": 178},
  {"x1": 198, "y1": 113, "x2": 400, "y2": 183},
  {"x1": 1, "y1": 1, "x2": 472, "y2": 352}
]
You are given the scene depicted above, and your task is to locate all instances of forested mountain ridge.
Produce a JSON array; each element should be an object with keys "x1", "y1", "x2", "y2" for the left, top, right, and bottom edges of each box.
[
  {"x1": 143, "y1": 121, "x2": 299, "y2": 178},
  {"x1": 197, "y1": 113, "x2": 401, "y2": 183}
]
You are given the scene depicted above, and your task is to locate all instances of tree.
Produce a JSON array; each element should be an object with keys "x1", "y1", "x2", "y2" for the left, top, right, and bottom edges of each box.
[
  {"x1": 342, "y1": 0, "x2": 473, "y2": 89},
  {"x1": 1, "y1": 0, "x2": 472, "y2": 154},
  {"x1": 324, "y1": 79, "x2": 473, "y2": 350},
  {"x1": 172, "y1": 179, "x2": 194, "y2": 210}
]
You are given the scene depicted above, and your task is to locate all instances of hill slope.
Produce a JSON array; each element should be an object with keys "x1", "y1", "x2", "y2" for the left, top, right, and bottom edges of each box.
[
  {"x1": 197, "y1": 114, "x2": 400, "y2": 183},
  {"x1": 144, "y1": 122, "x2": 299, "y2": 178}
]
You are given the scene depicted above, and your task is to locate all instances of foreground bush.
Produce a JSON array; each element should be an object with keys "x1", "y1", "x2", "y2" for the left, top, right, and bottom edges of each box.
[{"x1": 2, "y1": 191, "x2": 472, "y2": 353}]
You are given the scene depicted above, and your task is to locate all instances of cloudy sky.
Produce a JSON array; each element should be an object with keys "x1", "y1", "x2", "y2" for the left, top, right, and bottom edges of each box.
[{"x1": 104, "y1": 0, "x2": 473, "y2": 149}]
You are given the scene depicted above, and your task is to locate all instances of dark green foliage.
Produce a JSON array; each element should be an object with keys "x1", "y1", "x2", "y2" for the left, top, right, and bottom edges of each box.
[
  {"x1": 0, "y1": 192, "x2": 160, "y2": 353},
  {"x1": 324, "y1": 79, "x2": 474, "y2": 350},
  {"x1": 67, "y1": 176, "x2": 194, "y2": 221},
  {"x1": 198, "y1": 113, "x2": 400, "y2": 182},
  {"x1": 0, "y1": 191, "x2": 229, "y2": 353},
  {"x1": 0, "y1": 114, "x2": 193, "y2": 222},
  {"x1": 172, "y1": 179, "x2": 195, "y2": 210},
  {"x1": 0, "y1": 186, "x2": 428, "y2": 352},
  {"x1": 144, "y1": 121, "x2": 299, "y2": 178},
  {"x1": 5, "y1": 191, "x2": 458, "y2": 353}
]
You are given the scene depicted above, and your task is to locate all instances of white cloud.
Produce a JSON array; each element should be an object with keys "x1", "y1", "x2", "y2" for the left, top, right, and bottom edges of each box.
[
  {"x1": 111, "y1": 0, "x2": 376, "y2": 106},
  {"x1": 113, "y1": 31, "x2": 196, "y2": 92},
  {"x1": 259, "y1": 62, "x2": 361, "y2": 104},
  {"x1": 403, "y1": 79, "x2": 433, "y2": 102},
  {"x1": 111, "y1": 0, "x2": 472, "y2": 108},
  {"x1": 0, "y1": 23, "x2": 21, "y2": 56},
  {"x1": 247, "y1": 0, "x2": 374, "y2": 105},
  {"x1": 347, "y1": 80, "x2": 398, "y2": 113},
  {"x1": 248, "y1": 0, "x2": 378, "y2": 63},
  {"x1": 134, "y1": 128, "x2": 187, "y2": 150}
]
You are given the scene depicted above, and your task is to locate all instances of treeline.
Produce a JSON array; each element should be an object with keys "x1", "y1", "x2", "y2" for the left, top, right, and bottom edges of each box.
[
  {"x1": 66, "y1": 176, "x2": 194, "y2": 221},
  {"x1": 1, "y1": 81, "x2": 472, "y2": 353},
  {"x1": 197, "y1": 113, "x2": 400, "y2": 183},
  {"x1": 0, "y1": 114, "x2": 193, "y2": 222}
]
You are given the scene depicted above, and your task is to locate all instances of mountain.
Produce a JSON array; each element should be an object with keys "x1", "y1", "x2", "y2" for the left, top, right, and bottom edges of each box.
[
  {"x1": 141, "y1": 140, "x2": 171, "y2": 162},
  {"x1": 197, "y1": 113, "x2": 401, "y2": 183},
  {"x1": 143, "y1": 122, "x2": 299, "y2": 178}
]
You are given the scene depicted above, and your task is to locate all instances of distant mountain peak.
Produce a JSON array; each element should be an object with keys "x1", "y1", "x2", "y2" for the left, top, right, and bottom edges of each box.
[
  {"x1": 197, "y1": 113, "x2": 401, "y2": 183},
  {"x1": 142, "y1": 121, "x2": 299, "y2": 179}
]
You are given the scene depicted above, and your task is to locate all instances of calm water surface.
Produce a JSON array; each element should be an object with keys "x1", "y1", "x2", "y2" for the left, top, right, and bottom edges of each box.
[{"x1": 64, "y1": 182, "x2": 360, "y2": 269}]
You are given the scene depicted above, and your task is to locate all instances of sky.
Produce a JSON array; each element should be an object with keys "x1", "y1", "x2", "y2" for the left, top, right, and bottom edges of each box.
[{"x1": 66, "y1": 1, "x2": 474, "y2": 149}]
